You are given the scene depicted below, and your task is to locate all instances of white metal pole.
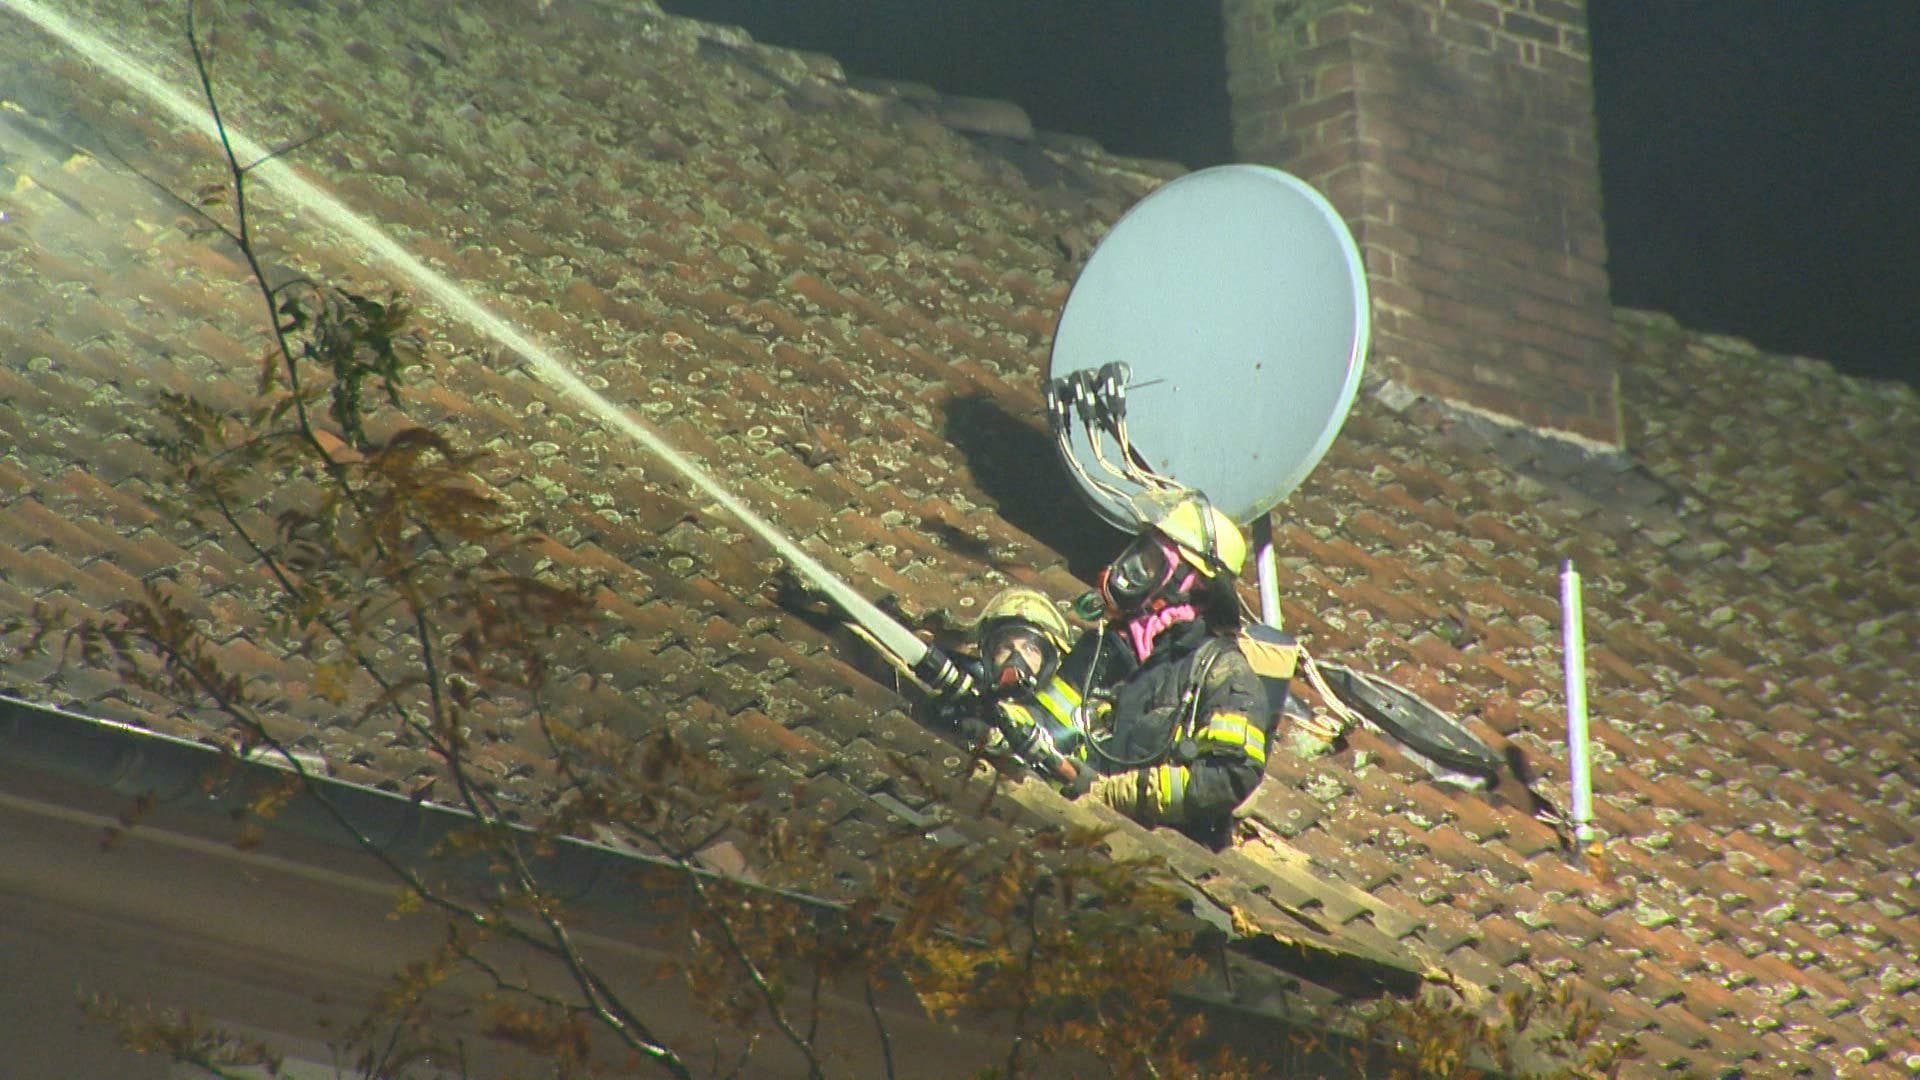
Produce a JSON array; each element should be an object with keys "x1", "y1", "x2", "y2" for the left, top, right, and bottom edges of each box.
[
  {"x1": 1254, "y1": 514, "x2": 1282, "y2": 627},
  {"x1": 1560, "y1": 560, "x2": 1597, "y2": 846}
]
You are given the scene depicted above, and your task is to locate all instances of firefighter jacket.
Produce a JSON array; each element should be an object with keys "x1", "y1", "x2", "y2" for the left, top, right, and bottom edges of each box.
[
  {"x1": 985, "y1": 675, "x2": 1089, "y2": 781},
  {"x1": 1092, "y1": 618, "x2": 1269, "y2": 835}
]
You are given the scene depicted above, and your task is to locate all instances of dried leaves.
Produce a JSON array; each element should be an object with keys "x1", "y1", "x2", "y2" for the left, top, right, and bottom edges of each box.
[
  {"x1": 1348, "y1": 982, "x2": 1643, "y2": 1079},
  {"x1": 0, "y1": 33, "x2": 1511, "y2": 1077}
]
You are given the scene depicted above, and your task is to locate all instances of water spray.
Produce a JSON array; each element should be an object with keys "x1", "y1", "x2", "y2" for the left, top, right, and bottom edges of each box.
[{"x1": 0, "y1": 0, "x2": 945, "y2": 684}]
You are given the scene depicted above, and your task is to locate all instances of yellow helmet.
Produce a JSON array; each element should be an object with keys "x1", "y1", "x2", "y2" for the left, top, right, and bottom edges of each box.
[
  {"x1": 974, "y1": 587, "x2": 1071, "y2": 693},
  {"x1": 1142, "y1": 490, "x2": 1246, "y2": 578},
  {"x1": 975, "y1": 587, "x2": 1071, "y2": 651}
]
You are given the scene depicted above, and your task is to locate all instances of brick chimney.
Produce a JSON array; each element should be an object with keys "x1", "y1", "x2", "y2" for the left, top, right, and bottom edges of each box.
[{"x1": 1221, "y1": 0, "x2": 1620, "y2": 449}]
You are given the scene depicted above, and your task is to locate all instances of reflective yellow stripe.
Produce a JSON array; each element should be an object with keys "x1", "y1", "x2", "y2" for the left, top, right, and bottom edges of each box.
[
  {"x1": 997, "y1": 701, "x2": 1034, "y2": 728},
  {"x1": 1195, "y1": 711, "x2": 1267, "y2": 765},
  {"x1": 1146, "y1": 763, "x2": 1187, "y2": 820},
  {"x1": 1034, "y1": 676, "x2": 1083, "y2": 729}
]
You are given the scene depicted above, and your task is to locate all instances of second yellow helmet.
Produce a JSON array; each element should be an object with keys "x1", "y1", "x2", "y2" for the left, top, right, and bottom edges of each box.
[{"x1": 1143, "y1": 490, "x2": 1246, "y2": 578}]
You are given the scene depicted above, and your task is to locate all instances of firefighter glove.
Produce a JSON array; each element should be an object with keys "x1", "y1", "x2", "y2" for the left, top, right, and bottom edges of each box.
[
  {"x1": 1087, "y1": 771, "x2": 1145, "y2": 817},
  {"x1": 1058, "y1": 760, "x2": 1097, "y2": 799},
  {"x1": 955, "y1": 716, "x2": 995, "y2": 745}
]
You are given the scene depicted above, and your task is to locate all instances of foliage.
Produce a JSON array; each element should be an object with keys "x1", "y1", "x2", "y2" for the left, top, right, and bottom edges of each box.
[
  {"x1": 1344, "y1": 982, "x2": 1642, "y2": 1080},
  {"x1": 5, "y1": 6, "x2": 1273, "y2": 1078},
  {"x1": 5, "y1": 6, "x2": 1645, "y2": 1080},
  {"x1": 81, "y1": 994, "x2": 287, "y2": 1080},
  {"x1": 47, "y1": 264, "x2": 1252, "y2": 1076}
]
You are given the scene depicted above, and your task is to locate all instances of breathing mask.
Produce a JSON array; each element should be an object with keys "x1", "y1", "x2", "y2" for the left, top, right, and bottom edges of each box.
[
  {"x1": 1099, "y1": 533, "x2": 1190, "y2": 615},
  {"x1": 981, "y1": 621, "x2": 1060, "y2": 695}
]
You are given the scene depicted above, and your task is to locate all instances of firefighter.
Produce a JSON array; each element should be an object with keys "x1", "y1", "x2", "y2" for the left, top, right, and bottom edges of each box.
[
  {"x1": 952, "y1": 586, "x2": 1096, "y2": 792},
  {"x1": 1076, "y1": 491, "x2": 1268, "y2": 848}
]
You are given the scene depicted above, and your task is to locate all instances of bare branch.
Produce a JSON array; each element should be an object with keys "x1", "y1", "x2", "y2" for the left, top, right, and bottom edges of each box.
[
  {"x1": 863, "y1": 976, "x2": 896, "y2": 1080},
  {"x1": 681, "y1": 872, "x2": 828, "y2": 1080}
]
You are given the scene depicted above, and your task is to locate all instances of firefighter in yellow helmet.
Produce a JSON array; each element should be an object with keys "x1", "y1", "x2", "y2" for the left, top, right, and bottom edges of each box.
[
  {"x1": 954, "y1": 586, "x2": 1096, "y2": 791},
  {"x1": 1076, "y1": 490, "x2": 1269, "y2": 848}
]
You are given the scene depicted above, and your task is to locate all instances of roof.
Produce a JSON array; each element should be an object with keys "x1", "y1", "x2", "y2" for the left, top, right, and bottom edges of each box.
[
  {"x1": 4, "y1": 2, "x2": 1918, "y2": 1075},
  {"x1": 0, "y1": 0, "x2": 1417, "y2": 1016},
  {"x1": 1254, "y1": 314, "x2": 1920, "y2": 1074}
]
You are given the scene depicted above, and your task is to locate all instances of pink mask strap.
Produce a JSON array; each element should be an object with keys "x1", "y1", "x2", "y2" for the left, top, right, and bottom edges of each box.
[{"x1": 1124, "y1": 603, "x2": 1198, "y2": 662}]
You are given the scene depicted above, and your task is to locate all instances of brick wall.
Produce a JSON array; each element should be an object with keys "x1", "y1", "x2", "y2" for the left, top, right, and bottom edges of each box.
[{"x1": 1221, "y1": 0, "x2": 1621, "y2": 449}]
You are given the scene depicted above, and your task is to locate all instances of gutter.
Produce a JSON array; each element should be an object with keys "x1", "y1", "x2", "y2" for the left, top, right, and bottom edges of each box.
[
  {"x1": 0, "y1": 691, "x2": 808, "y2": 913},
  {"x1": 0, "y1": 692, "x2": 1409, "y2": 1054}
]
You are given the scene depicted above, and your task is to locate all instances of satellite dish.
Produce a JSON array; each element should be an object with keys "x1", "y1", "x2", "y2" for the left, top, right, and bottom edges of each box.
[{"x1": 1047, "y1": 164, "x2": 1369, "y2": 530}]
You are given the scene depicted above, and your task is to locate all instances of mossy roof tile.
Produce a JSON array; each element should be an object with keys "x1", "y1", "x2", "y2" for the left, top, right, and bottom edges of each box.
[{"x1": 6, "y1": 4, "x2": 1920, "y2": 1073}]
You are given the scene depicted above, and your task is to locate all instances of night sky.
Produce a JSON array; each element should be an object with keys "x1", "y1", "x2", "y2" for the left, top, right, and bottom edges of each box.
[{"x1": 660, "y1": 1, "x2": 1918, "y2": 388}]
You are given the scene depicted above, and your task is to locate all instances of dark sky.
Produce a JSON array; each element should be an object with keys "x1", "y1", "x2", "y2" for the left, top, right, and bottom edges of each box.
[
  {"x1": 1588, "y1": 3, "x2": 1919, "y2": 386},
  {"x1": 661, "y1": 1, "x2": 1918, "y2": 387}
]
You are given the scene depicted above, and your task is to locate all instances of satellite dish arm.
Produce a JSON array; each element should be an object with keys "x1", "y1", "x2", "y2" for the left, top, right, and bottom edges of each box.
[
  {"x1": 1043, "y1": 362, "x2": 1205, "y2": 534},
  {"x1": 1046, "y1": 370, "x2": 1139, "y2": 516}
]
